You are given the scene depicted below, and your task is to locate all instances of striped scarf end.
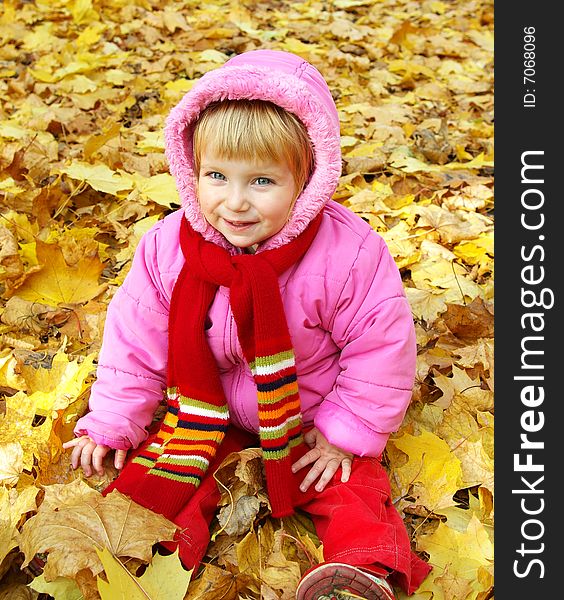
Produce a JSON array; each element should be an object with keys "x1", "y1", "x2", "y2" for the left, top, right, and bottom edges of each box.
[{"x1": 146, "y1": 466, "x2": 203, "y2": 486}]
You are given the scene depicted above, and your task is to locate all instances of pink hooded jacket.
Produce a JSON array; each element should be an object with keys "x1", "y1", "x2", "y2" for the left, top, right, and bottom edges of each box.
[{"x1": 75, "y1": 50, "x2": 416, "y2": 458}]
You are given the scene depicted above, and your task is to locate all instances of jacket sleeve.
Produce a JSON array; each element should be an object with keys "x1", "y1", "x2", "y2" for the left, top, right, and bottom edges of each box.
[
  {"x1": 74, "y1": 224, "x2": 171, "y2": 450},
  {"x1": 314, "y1": 230, "x2": 416, "y2": 458}
]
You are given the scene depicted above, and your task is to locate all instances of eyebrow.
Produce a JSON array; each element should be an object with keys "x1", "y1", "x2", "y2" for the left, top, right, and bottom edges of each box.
[{"x1": 200, "y1": 164, "x2": 286, "y2": 177}]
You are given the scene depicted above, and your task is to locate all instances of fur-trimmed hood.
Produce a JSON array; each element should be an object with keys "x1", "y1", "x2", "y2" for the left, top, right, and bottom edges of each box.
[{"x1": 164, "y1": 49, "x2": 342, "y2": 253}]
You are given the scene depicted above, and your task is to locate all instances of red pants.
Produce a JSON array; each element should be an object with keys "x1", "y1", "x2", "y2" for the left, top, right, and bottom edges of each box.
[{"x1": 144, "y1": 427, "x2": 431, "y2": 595}]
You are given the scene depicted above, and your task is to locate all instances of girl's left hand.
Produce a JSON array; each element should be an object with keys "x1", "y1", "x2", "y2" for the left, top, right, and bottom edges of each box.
[{"x1": 291, "y1": 427, "x2": 354, "y2": 493}]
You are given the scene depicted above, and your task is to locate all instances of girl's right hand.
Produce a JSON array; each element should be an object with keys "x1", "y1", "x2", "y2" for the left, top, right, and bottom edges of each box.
[{"x1": 62, "y1": 435, "x2": 128, "y2": 477}]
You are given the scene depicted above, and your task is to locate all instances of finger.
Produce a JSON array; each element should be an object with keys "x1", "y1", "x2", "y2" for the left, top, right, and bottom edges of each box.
[
  {"x1": 314, "y1": 459, "x2": 340, "y2": 492},
  {"x1": 341, "y1": 457, "x2": 353, "y2": 483},
  {"x1": 292, "y1": 447, "x2": 320, "y2": 473},
  {"x1": 115, "y1": 450, "x2": 127, "y2": 470},
  {"x1": 299, "y1": 459, "x2": 328, "y2": 492},
  {"x1": 80, "y1": 441, "x2": 96, "y2": 477},
  {"x1": 69, "y1": 436, "x2": 91, "y2": 469},
  {"x1": 62, "y1": 435, "x2": 89, "y2": 449},
  {"x1": 92, "y1": 446, "x2": 109, "y2": 476},
  {"x1": 303, "y1": 428, "x2": 318, "y2": 448},
  {"x1": 70, "y1": 443, "x2": 83, "y2": 470}
]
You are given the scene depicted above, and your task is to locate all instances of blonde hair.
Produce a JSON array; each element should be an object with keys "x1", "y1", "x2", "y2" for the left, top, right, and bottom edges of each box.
[{"x1": 192, "y1": 100, "x2": 314, "y2": 196}]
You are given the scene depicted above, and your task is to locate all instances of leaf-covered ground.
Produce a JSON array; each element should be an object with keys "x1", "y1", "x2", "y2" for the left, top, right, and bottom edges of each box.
[{"x1": 0, "y1": 1, "x2": 494, "y2": 599}]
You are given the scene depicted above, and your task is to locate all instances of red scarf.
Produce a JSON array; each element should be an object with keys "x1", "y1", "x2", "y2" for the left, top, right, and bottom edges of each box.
[{"x1": 107, "y1": 212, "x2": 323, "y2": 519}]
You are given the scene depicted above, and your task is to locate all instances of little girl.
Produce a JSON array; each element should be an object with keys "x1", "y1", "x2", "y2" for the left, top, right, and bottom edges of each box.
[{"x1": 64, "y1": 49, "x2": 431, "y2": 599}]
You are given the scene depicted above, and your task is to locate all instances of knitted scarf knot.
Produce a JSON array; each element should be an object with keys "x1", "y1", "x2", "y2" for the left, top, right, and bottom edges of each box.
[{"x1": 109, "y1": 211, "x2": 323, "y2": 520}]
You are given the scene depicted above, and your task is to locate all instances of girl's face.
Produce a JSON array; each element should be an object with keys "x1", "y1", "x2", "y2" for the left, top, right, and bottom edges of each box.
[{"x1": 197, "y1": 148, "x2": 297, "y2": 252}]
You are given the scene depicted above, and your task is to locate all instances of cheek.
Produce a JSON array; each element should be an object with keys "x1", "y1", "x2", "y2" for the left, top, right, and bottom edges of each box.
[{"x1": 196, "y1": 188, "x2": 218, "y2": 216}]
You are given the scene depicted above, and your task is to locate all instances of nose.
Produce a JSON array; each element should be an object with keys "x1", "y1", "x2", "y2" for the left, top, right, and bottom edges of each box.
[{"x1": 224, "y1": 184, "x2": 250, "y2": 212}]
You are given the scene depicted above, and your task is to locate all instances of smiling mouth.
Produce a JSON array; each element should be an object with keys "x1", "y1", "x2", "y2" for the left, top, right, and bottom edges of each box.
[{"x1": 224, "y1": 219, "x2": 257, "y2": 229}]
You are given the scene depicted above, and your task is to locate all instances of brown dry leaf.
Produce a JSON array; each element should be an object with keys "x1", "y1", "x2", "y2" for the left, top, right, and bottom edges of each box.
[
  {"x1": 186, "y1": 563, "x2": 253, "y2": 600},
  {"x1": 0, "y1": 225, "x2": 24, "y2": 281},
  {"x1": 215, "y1": 448, "x2": 267, "y2": 507},
  {"x1": 440, "y1": 297, "x2": 494, "y2": 340},
  {"x1": 217, "y1": 494, "x2": 261, "y2": 537},
  {"x1": 19, "y1": 489, "x2": 177, "y2": 581},
  {"x1": 0, "y1": 584, "x2": 38, "y2": 600},
  {"x1": 261, "y1": 529, "x2": 302, "y2": 599},
  {"x1": 454, "y1": 338, "x2": 493, "y2": 371}
]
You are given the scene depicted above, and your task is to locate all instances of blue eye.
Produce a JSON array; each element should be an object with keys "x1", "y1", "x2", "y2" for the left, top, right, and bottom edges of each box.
[
  {"x1": 208, "y1": 172, "x2": 225, "y2": 180},
  {"x1": 255, "y1": 177, "x2": 272, "y2": 185}
]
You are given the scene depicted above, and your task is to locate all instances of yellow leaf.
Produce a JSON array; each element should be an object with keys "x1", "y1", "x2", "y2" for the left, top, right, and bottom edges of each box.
[
  {"x1": 15, "y1": 241, "x2": 107, "y2": 305},
  {"x1": 75, "y1": 23, "x2": 106, "y2": 48},
  {"x1": 452, "y1": 438, "x2": 494, "y2": 493},
  {"x1": 19, "y1": 490, "x2": 177, "y2": 580},
  {"x1": 96, "y1": 548, "x2": 148, "y2": 600},
  {"x1": 466, "y1": 30, "x2": 494, "y2": 52},
  {"x1": 0, "y1": 441, "x2": 23, "y2": 486},
  {"x1": 405, "y1": 287, "x2": 448, "y2": 324},
  {"x1": 281, "y1": 38, "x2": 318, "y2": 54},
  {"x1": 0, "y1": 177, "x2": 25, "y2": 194},
  {"x1": 22, "y1": 344, "x2": 96, "y2": 416},
  {"x1": 390, "y1": 430, "x2": 463, "y2": 510},
  {"x1": 345, "y1": 141, "x2": 385, "y2": 158},
  {"x1": 59, "y1": 162, "x2": 133, "y2": 195},
  {"x1": 433, "y1": 366, "x2": 493, "y2": 412},
  {"x1": 236, "y1": 531, "x2": 261, "y2": 581},
  {"x1": 410, "y1": 257, "x2": 483, "y2": 303},
  {"x1": 0, "y1": 485, "x2": 39, "y2": 566},
  {"x1": 29, "y1": 574, "x2": 83, "y2": 600},
  {"x1": 198, "y1": 49, "x2": 229, "y2": 63},
  {"x1": 0, "y1": 348, "x2": 26, "y2": 391},
  {"x1": 162, "y1": 8, "x2": 189, "y2": 33},
  {"x1": 96, "y1": 547, "x2": 192, "y2": 600},
  {"x1": 135, "y1": 131, "x2": 165, "y2": 153},
  {"x1": 453, "y1": 236, "x2": 493, "y2": 266},
  {"x1": 0, "y1": 392, "x2": 51, "y2": 471},
  {"x1": 70, "y1": 0, "x2": 99, "y2": 25},
  {"x1": 417, "y1": 517, "x2": 493, "y2": 599},
  {"x1": 129, "y1": 172, "x2": 180, "y2": 208},
  {"x1": 84, "y1": 123, "x2": 122, "y2": 161}
]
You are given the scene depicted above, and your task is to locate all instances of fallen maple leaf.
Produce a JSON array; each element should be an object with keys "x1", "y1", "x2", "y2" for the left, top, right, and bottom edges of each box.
[
  {"x1": 390, "y1": 429, "x2": 463, "y2": 510},
  {"x1": 416, "y1": 516, "x2": 493, "y2": 600},
  {"x1": 0, "y1": 392, "x2": 52, "y2": 471},
  {"x1": 19, "y1": 342, "x2": 96, "y2": 416},
  {"x1": 0, "y1": 441, "x2": 23, "y2": 486},
  {"x1": 14, "y1": 241, "x2": 107, "y2": 306},
  {"x1": 217, "y1": 494, "x2": 261, "y2": 537},
  {"x1": 0, "y1": 485, "x2": 39, "y2": 567},
  {"x1": 96, "y1": 547, "x2": 192, "y2": 600},
  {"x1": 440, "y1": 297, "x2": 494, "y2": 341},
  {"x1": 28, "y1": 573, "x2": 83, "y2": 600},
  {"x1": 186, "y1": 563, "x2": 253, "y2": 600},
  {"x1": 19, "y1": 489, "x2": 177, "y2": 581},
  {"x1": 59, "y1": 162, "x2": 132, "y2": 196}
]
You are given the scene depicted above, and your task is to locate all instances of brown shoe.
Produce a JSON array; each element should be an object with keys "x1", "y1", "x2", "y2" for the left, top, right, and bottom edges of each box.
[{"x1": 296, "y1": 562, "x2": 396, "y2": 600}]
